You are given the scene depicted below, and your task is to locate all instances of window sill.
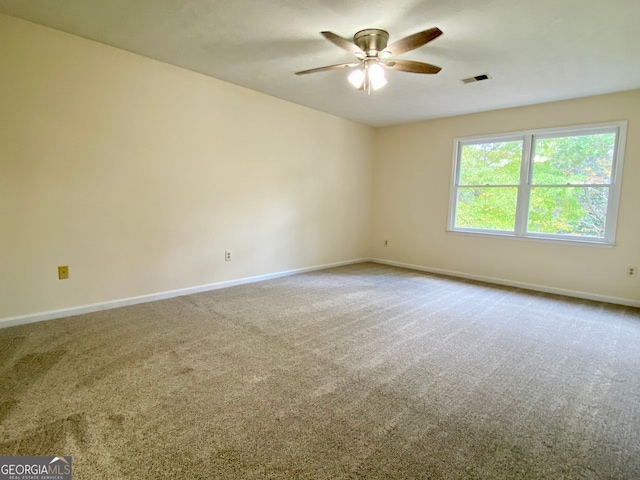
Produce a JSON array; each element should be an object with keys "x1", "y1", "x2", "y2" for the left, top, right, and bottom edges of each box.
[{"x1": 445, "y1": 229, "x2": 615, "y2": 248}]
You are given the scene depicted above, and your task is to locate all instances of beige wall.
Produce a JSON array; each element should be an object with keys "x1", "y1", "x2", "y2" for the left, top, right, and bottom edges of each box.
[
  {"x1": 372, "y1": 90, "x2": 640, "y2": 304},
  {"x1": 0, "y1": 14, "x2": 374, "y2": 319}
]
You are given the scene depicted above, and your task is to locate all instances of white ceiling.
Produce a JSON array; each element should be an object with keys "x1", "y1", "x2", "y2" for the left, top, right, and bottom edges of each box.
[{"x1": 1, "y1": 0, "x2": 639, "y2": 127}]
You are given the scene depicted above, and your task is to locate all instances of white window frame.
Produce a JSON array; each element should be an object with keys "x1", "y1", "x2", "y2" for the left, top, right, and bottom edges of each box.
[{"x1": 447, "y1": 121, "x2": 627, "y2": 245}]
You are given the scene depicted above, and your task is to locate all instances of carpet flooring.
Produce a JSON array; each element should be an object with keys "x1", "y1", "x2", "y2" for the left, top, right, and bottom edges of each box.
[{"x1": 1, "y1": 262, "x2": 639, "y2": 479}]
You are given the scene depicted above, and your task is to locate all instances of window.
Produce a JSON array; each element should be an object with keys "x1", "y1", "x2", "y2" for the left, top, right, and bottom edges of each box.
[{"x1": 448, "y1": 122, "x2": 627, "y2": 244}]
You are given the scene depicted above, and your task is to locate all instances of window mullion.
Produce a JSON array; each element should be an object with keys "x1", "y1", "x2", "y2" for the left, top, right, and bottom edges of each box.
[{"x1": 514, "y1": 134, "x2": 532, "y2": 236}]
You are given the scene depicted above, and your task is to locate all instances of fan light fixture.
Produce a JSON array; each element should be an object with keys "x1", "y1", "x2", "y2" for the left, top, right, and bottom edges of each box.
[{"x1": 348, "y1": 62, "x2": 387, "y2": 92}]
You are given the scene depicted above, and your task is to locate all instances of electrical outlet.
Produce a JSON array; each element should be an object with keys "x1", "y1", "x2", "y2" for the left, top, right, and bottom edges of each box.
[
  {"x1": 58, "y1": 265, "x2": 69, "y2": 280},
  {"x1": 225, "y1": 251, "x2": 232, "y2": 262},
  {"x1": 628, "y1": 266, "x2": 637, "y2": 277},
  {"x1": 384, "y1": 240, "x2": 388, "y2": 247}
]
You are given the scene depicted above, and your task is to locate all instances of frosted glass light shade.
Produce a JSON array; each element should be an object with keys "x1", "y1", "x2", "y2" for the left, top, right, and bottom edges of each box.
[
  {"x1": 368, "y1": 63, "x2": 387, "y2": 90},
  {"x1": 348, "y1": 69, "x2": 365, "y2": 88}
]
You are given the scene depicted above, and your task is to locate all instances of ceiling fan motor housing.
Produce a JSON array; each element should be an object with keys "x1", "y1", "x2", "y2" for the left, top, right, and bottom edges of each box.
[{"x1": 354, "y1": 29, "x2": 389, "y2": 55}]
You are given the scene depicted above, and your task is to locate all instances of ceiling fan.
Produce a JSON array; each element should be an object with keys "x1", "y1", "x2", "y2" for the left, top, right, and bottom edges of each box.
[{"x1": 295, "y1": 27, "x2": 443, "y2": 94}]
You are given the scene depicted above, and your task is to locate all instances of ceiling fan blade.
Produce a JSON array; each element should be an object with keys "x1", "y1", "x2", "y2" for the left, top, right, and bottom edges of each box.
[
  {"x1": 383, "y1": 59, "x2": 442, "y2": 74},
  {"x1": 384, "y1": 27, "x2": 443, "y2": 56},
  {"x1": 321, "y1": 31, "x2": 364, "y2": 56},
  {"x1": 295, "y1": 62, "x2": 359, "y2": 75}
]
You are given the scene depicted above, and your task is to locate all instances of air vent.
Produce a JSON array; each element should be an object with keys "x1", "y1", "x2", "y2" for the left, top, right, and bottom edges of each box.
[{"x1": 461, "y1": 74, "x2": 492, "y2": 84}]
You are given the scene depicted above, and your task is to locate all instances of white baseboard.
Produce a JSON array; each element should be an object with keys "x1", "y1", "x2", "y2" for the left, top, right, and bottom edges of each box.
[
  {"x1": 3, "y1": 257, "x2": 637, "y2": 329},
  {"x1": 370, "y1": 258, "x2": 640, "y2": 308},
  {"x1": 0, "y1": 258, "x2": 370, "y2": 329}
]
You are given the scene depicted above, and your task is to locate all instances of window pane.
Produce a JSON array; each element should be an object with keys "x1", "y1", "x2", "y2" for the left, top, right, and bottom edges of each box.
[
  {"x1": 527, "y1": 186, "x2": 608, "y2": 237},
  {"x1": 532, "y1": 133, "x2": 615, "y2": 185},
  {"x1": 459, "y1": 141, "x2": 523, "y2": 185},
  {"x1": 455, "y1": 187, "x2": 517, "y2": 231}
]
